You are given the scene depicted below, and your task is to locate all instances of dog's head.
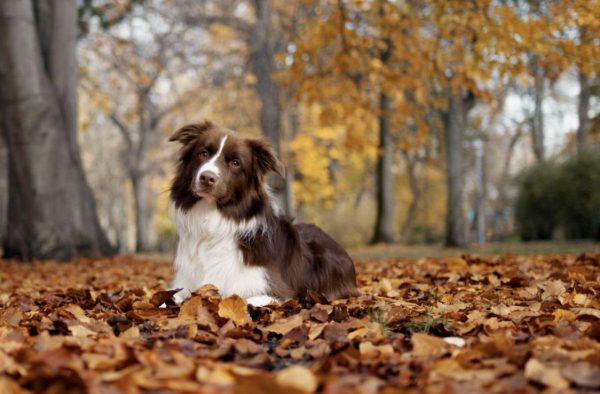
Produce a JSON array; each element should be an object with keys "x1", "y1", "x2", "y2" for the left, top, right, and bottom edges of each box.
[{"x1": 169, "y1": 121, "x2": 283, "y2": 213}]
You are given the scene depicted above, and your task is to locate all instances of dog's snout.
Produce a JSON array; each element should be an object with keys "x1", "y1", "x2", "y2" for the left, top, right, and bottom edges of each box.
[{"x1": 200, "y1": 171, "x2": 218, "y2": 187}]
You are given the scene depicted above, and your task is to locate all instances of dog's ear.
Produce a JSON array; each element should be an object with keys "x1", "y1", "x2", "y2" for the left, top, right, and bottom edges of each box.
[
  {"x1": 169, "y1": 121, "x2": 213, "y2": 145},
  {"x1": 249, "y1": 138, "x2": 284, "y2": 177}
]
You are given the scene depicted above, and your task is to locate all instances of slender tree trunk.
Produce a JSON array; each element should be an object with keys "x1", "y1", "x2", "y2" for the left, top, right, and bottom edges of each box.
[
  {"x1": 474, "y1": 139, "x2": 486, "y2": 244},
  {"x1": 400, "y1": 155, "x2": 420, "y2": 243},
  {"x1": 249, "y1": 0, "x2": 281, "y2": 156},
  {"x1": 130, "y1": 172, "x2": 152, "y2": 252},
  {"x1": 372, "y1": 90, "x2": 395, "y2": 244},
  {"x1": 531, "y1": 59, "x2": 545, "y2": 161},
  {"x1": 0, "y1": 1, "x2": 113, "y2": 260},
  {"x1": 282, "y1": 105, "x2": 298, "y2": 218},
  {"x1": 577, "y1": 71, "x2": 590, "y2": 155},
  {"x1": 444, "y1": 89, "x2": 473, "y2": 248}
]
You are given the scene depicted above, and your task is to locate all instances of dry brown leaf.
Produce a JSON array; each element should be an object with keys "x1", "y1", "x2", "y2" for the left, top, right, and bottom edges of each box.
[
  {"x1": 69, "y1": 324, "x2": 96, "y2": 337},
  {"x1": 196, "y1": 365, "x2": 235, "y2": 385},
  {"x1": 276, "y1": 365, "x2": 318, "y2": 393},
  {"x1": 572, "y1": 307, "x2": 600, "y2": 319},
  {"x1": 1, "y1": 252, "x2": 599, "y2": 393},
  {"x1": 411, "y1": 333, "x2": 448, "y2": 358},
  {"x1": 121, "y1": 326, "x2": 140, "y2": 338},
  {"x1": 561, "y1": 361, "x2": 600, "y2": 388},
  {"x1": 524, "y1": 358, "x2": 569, "y2": 389},
  {"x1": 218, "y1": 295, "x2": 251, "y2": 326},
  {"x1": 266, "y1": 314, "x2": 304, "y2": 335},
  {"x1": 359, "y1": 342, "x2": 394, "y2": 359},
  {"x1": 542, "y1": 280, "x2": 567, "y2": 300}
]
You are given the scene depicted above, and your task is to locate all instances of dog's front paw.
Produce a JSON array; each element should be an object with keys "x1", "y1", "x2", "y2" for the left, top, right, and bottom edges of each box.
[
  {"x1": 246, "y1": 295, "x2": 279, "y2": 307},
  {"x1": 173, "y1": 288, "x2": 192, "y2": 305}
]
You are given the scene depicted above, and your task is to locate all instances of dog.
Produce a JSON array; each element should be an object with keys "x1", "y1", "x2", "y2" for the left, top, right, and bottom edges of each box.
[{"x1": 168, "y1": 121, "x2": 359, "y2": 306}]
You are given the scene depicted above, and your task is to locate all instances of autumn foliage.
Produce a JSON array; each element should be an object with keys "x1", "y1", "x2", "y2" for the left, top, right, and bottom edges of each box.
[{"x1": 1, "y1": 253, "x2": 600, "y2": 392}]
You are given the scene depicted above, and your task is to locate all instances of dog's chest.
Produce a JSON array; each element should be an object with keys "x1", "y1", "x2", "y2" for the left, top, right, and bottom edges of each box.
[{"x1": 174, "y1": 201, "x2": 269, "y2": 297}]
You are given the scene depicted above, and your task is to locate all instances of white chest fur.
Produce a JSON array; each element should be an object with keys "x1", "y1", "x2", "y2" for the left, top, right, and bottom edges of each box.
[{"x1": 170, "y1": 200, "x2": 271, "y2": 303}]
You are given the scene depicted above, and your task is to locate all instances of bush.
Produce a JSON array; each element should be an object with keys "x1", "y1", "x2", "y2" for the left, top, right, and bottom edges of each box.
[
  {"x1": 556, "y1": 150, "x2": 600, "y2": 240},
  {"x1": 514, "y1": 160, "x2": 561, "y2": 241},
  {"x1": 514, "y1": 149, "x2": 600, "y2": 241}
]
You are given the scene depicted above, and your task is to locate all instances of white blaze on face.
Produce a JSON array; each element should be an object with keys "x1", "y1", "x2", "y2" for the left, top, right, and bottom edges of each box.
[{"x1": 195, "y1": 136, "x2": 228, "y2": 186}]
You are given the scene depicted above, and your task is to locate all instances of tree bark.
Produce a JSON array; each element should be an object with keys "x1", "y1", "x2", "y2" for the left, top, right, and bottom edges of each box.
[
  {"x1": 282, "y1": 105, "x2": 298, "y2": 218},
  {"x1": 530, "y1": 59, "x2": 545, "y2": 161},
  {"x1": 0, "y1": 1, "x2": 113, "y2": 260},
  {"x1": 577, "y1": 70, "x2": 590, "y2": 155},
  {"x1": 249, "y1": 0, "x2": 281, "y2": 157},
  {"x1": 0, "y1": 117, "x2": 6, "y2": 249},
  {"x1": 444, "y1": 88, "x2": 473, "y2": 248},
  {"x1": 371, "y1": 90, "x2": 395, "y2": 244},
  {"x1": 130, "y1": 172, "x2": 152, "y2": 252},
  {"x1": 399, "y1": 153, "x2": 420, "y2": 243}
]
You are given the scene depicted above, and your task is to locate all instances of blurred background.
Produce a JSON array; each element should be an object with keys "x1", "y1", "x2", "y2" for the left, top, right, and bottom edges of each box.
[{"x1": 0, "y1": 0, "x2": 599, "y2": 259}]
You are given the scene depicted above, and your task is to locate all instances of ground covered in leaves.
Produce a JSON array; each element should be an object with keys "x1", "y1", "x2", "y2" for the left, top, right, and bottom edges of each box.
[{"x1": 1, "y1": 253, "x2": 600, "y2": 393}]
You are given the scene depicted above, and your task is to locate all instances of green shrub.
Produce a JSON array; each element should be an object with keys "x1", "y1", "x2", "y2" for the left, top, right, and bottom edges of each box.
[
  {"x1": 514, "y1": 148, "x2": 600, "y2": 241},
  {"x1": 556, "y1": 150, "x2": 600, "y2": 240},
  {"x1": 514, "y1": 160, "x2": 561, "y2": 241}
]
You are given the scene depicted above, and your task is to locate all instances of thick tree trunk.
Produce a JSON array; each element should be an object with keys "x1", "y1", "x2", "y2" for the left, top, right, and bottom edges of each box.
[
  {"x1": 0, "y1": 121, "x2": 6, "y2": 249},
  {"x1": 0, "y1": 1, "x2": 113, "y2": 260},
  {"x1": 444, "y1": 89, "x2": 473, "y2": 248},
  {"x1": 372, "y1": 91, "x2": 395, "y2": 244},
  {"x1": 577, "y1": 71, "x2": 590, "y2": 155},
  {"x1": 249, "y1": 0, "x2": 281, "y2": 157},
  {"x1": 530, "y1": 60, "x2": 545, "y2": 161}
]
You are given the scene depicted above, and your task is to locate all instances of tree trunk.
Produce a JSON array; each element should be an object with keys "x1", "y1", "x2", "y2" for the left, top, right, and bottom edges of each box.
[
  {"x1": 282, "y1": 105, "x2": 298, "y2": 218},
  {"x1": 0, "y1": 1, "x2": 113, "y2": 260},
  {"x1": 130, "y1": 172, "x2": 152, "y2": 252},
  {"x1": 0, "y1": 119, "x2": 6, "y2": 250},
  {"x1": 249, "y1": 0, "x2": 281, "y2": 157},
  {"x1": 444, "y1": 89, "x2": 473, "y2": 248},
  {"x1": 399, "y1": 154, "x2": 420, "y2": 243},
  {"x1": 371, "y1": 90, "x2": 395, "y2": 244},
  {"x1": 474, "y1": 139, "x2": 486, "y2": 244},
  {"x1": 530, "y1": 59, "x2": 545, "y2": 161},
  {"x1": 577, "y1": 70, "x2": 590, "y2": 155}
]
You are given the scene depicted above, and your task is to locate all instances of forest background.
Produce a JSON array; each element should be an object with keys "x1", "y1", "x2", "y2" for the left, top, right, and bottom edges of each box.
[{"x1": 1, "y1": 0, "x2": 599, "y2": 260}]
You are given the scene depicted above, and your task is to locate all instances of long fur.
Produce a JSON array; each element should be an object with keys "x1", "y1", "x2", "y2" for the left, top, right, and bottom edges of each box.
[{"x1": 169, "y1": 121, "x2": 359, "y2": 305}]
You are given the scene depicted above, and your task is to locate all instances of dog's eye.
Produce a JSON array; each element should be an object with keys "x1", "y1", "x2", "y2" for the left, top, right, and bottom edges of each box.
[
  {"x1": 230, "y1": 159, "x2": 241, "y2": 168},
  {"x1": 199, "y1": 150, "x2": 209, "y2": 159}
]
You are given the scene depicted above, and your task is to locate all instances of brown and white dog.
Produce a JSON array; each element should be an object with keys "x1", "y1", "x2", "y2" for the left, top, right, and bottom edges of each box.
[{"x1": 168, "y1": 121, "x2": 359, "y2": 306}]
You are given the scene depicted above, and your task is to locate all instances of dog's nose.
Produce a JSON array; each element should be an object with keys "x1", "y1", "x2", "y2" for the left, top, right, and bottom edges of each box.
[{"x1": 200, "y1": 171, "x2": 218, "y2": 187}]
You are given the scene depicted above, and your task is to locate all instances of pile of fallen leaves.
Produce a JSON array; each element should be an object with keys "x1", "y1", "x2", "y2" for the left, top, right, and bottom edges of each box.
[{"x1": 1, "y1": 253, "x2": 600, "y2": 393}]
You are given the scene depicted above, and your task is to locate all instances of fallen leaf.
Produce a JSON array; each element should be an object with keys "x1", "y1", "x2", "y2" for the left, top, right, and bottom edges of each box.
[
  {"x1": 359, "y1": 342, "x2": 394, "y2": 359},
  {"x1": 542, "y1": 280, "x2": 567, "y2": 300},
  {"x1": 411, "y1": 333, "x2": 448, "y2": 358},
  {"x1": 561, "y1": 361, "x2": 600, "y2": 388},
  {"x1": 276, "y1": 365, "x2": 318, "y2": 393},
  {"x1": 266, "y1": 314, "x2": 303, "y2": 335},
  {"x1": 524, "y1": 358, "x2": 569, "y2": 389},
  {"x1": 196, "y1": 365, "x2": 235, "y2": 385},
  {"x1": 218, "y1": 295, "x2": 251, "y2": 326}
]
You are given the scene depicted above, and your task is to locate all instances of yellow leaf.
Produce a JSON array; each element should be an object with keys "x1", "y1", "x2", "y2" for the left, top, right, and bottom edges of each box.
[
  {"x1": 218, "y1": 295, "x2": 251, "y2": 326},
  {"x1": 553, "y1": 309, "x2": 576, "y2": 322}
]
